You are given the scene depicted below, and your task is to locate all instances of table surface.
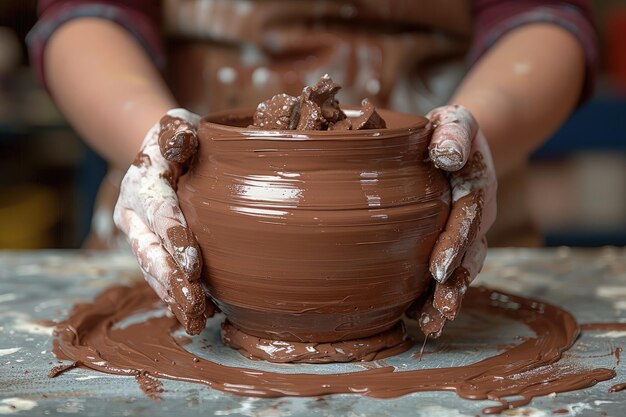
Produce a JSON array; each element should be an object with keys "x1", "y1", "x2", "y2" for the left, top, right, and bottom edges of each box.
[{"x1": 1, "y1": 248, "x2": 625, "y2": 417}]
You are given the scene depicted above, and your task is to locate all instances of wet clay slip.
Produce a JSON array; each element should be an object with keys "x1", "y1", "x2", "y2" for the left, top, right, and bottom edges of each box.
[
  {"x1": 176, "y1": 107, "x2": 450, "y2": 362},
  {"x1": 49, "y1": 282, "x2": 617, "y2": 414}
]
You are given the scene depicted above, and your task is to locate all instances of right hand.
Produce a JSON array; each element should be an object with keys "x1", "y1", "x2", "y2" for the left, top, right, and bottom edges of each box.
[
  {"x1": 407, "y1": 105, "x2": 497, "y2": 338},
  {"x1": 114, "y1": 109, "x2": 214, "y2": 335}
]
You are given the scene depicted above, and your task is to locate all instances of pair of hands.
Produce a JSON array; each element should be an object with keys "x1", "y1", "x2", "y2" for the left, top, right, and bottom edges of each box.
[{"x1": 114, "y1": 105, "x2": 497, "y2": 336}]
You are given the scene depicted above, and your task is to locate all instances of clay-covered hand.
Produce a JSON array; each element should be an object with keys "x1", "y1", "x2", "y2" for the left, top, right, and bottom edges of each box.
[
  {"x1": 411, "y1": 105, "x2": 497, "y2": 338},
  {"x1": 114, "y1": 109, "x2": 214, "y2": 335}
]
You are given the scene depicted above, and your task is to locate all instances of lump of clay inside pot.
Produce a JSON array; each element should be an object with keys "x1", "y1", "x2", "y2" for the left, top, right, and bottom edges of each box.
[{"x1": 251, "y1": 74, "x2": 386, "y2": 131}]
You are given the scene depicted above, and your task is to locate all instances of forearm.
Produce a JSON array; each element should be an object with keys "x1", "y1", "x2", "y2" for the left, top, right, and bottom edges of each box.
[
  {"x1": 45, "y1": 18, "x2": 176, "y2": 169},
  {"x1": 452, "y1": 23, "x2": 585, "y2": 176}
]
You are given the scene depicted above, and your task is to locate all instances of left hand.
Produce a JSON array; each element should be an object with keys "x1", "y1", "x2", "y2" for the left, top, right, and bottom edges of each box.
[
  {"x1": 113, "y1": 109, "x2": 213, "y2": 335},
  {"x1": 408, "y1": 105, "x2": 497, "y2": 338}
]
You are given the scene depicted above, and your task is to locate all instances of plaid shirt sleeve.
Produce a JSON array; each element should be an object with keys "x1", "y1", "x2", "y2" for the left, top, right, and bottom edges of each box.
[
  {"x1": 27, "y1": 0, "x2": 164, "y2": 91},
  {"x1": 470, "y1": 0, "x2": 598, "y2": 105}
]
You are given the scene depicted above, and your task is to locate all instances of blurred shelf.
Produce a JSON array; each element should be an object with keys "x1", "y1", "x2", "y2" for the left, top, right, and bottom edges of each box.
[
  {"x1": 545, "y1": 229, "x2": 626, "y2": 247},
  {"x1": 532, "y1": 94, "x2": 626, "y2": 159},
  {"x1": 0, "y1": 121, "x2": 72, "y2": 137}
]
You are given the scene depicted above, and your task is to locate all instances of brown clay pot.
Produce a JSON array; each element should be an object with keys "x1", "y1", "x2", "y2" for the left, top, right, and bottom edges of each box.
[{"x1": 177, "y1": 107, "x2": 450, "y2": 343}]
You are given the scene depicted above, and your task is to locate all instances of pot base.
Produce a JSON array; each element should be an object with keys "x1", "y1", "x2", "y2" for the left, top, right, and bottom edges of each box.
[{"x1": 221, "y1": 320, "x2": 413, "y2": 363}]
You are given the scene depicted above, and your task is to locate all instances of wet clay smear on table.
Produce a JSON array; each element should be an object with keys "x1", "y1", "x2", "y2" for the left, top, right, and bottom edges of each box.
[
  {"x1": 49, "y1": 282, "x2": 618, "y2": 414},
  {"x1": 579, "y1": 323, "x2": 626, "y2": 393}
]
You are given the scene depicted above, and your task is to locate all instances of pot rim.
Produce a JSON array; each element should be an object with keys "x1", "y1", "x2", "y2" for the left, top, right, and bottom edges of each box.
[{"x1": 200, "y1": 106, "x2": 431, "y2": 141}]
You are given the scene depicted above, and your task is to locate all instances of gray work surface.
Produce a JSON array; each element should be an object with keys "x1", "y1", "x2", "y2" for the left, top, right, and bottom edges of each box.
[{"x1": 1, "y1": 248, "x2": 625, "y2": 416}]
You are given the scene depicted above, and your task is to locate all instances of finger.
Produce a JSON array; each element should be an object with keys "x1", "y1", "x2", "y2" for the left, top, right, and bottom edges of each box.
[
  {"x1": 427, "y1": 105, "x2": 477, "y2": 171},
  {"x1": 430, "y1": 143, "x2": 491, "y2": 283},
  {"x1": 433, "y1": 267, "x2": 470, "y2": 321},
  {"x1": 139, "y1": 109, "x2": 200, "y2": 169},
  {"x1": 429, "y1": 183, "x2": 484, "y2": 283},
  {"x1": 135, "y1": 269, "x2": 203, "y2": 334},
  {"x1": 158, "y1": 114, "x2": 199, "y2": 163},
  {"x1": 153, "y1": 202, "x2": 203, "y2": 282},
  {"x1": 462, "y1": 234, "x2": 488, "y2": 283},
  {"x1": 135, "y1": 254, "x2": 206, "y2": 335},
  {"x1": 133, "y1": 125, "x2": 202, "y2": 280},
  {"x1": 142, "y1": 269, "x2": 173, "y2": 304},
  {"x1": 432, "y1": 235, "x2": 487, "y2": 321},
  {"x1": 142, "y1": 271, "x2": 204, "y2": 334},
  {"x1": 428, "y1": 133, "x2": 495, "y2": 283},
  {"x1": 114, "y1": 205, "x2": 205, "y2": 317},
  {"x1": 114, "y1": 205, "x2": 206, "y2": 334},
  {"x1": 120, "y1": 161, "x2": 203, "y2": 281},
  {"x1": 474, "y1": 132, "x2": 497, "y2": 236},
  {"x1": 418, "y1": 296, "x2": 447, "y2": 339}
]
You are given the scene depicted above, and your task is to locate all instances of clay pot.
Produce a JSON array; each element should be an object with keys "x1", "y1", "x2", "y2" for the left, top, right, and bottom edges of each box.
[{"x1": 177, "y1": 108, "x2": 450, "y2": 343}]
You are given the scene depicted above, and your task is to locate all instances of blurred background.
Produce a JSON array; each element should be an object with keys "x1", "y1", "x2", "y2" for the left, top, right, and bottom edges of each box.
[{"x1": 0, "y1": 0, "x2": 625, "y2": 249}]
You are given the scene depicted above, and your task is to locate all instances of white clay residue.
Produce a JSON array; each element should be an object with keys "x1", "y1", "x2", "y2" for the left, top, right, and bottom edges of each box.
[
  {"x1": 0, "y1": 312, "x2": 53, "y2": 336},
  {"x1": 564, "y1": 402, "x2": 592, "y2": 416},
  {"x1": 416, "y1": 405, "x2": 473, "y2": 417},
  {"x1": 214, "y1": 397, "x2": 291, "y2": 417},
  {"x1": 0, "y1": 294, "x2": 17, "y2": 303},
  {"x1": 0, "y1": 398, "x2": 37, "y2": 414},
  {"x1": 596, "y1": 286, "x2": 626, "y2": 298},
  {"x1": 513, "y1": 62, "x2": 531, "y2": 76},
  {"x1": 0, "y1": 348, "x2": 21, "y2": 357},
  {"x1": 592, "y1": 331, "x2": 626, "y2": 339},
  {"x1": 501, "y1": 408, "x2": 546, "y2": 417}
]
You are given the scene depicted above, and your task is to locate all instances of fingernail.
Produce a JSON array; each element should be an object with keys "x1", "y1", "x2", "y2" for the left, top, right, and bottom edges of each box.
[
  {"x1": 178, "y1": 245, "x2": 201, "y2": 280},
  {"x1": 431, "y1": 258, "x2": 451, "y2": 283},
  {"x1": 441, "y1": 139, "x2": 463, "y2": 156},
  {"x1": 430, "y1": 140, "x2": 464, "y2": 170},
  {"x1": 432, "y1": 268, "x2": 446, "y2": 283}
]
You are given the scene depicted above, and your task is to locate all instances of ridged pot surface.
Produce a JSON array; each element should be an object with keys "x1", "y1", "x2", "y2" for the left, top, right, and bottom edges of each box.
[{"x1": 177, "y1": 107, "x2": 450, "y2": 342}]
